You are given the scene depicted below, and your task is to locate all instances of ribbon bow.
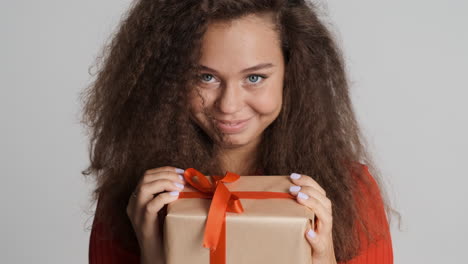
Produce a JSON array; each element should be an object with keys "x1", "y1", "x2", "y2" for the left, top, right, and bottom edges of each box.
[{"x1": 181, "y1": 168, "x2": 244, "y2": 250}]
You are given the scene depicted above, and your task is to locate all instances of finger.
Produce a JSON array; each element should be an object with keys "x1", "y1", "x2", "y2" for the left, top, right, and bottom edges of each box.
[
  {"x1": 145, "y1": 166, "x2": 184, "y2": 174},
  {"x1": 141, "y1": 170, "x2": 186, "y2": 185},
  {"x1": 296, "y1": 192, "x2": 333, "y2": 234},
  {"x1": 136, "y1": 179, "x2": 185, "y2": 205},
  {"x1": 305, "y1": 228, "x2": 327, "y2": 254},
  {"x1": 289, "y1": 173, "x2": 326, "y2": 195},
  {"x1": 144, "y1": 166, "x2": 185, "y2": 176},
  {"x1": 130, "y1": 179, "x2": 184, "y2": 228},
  {"x1": 127, "y1": 171, "x2": 185, "y2": 223},
  {"x1": 140, "y1": 191, "x2": 180, "y2": 237},
  {"x1": 128, "y1": 179, "x2": 182, "y2": 217},
  {"x1": 289, "y1": 185, "x2": 332, "y2": 213}
]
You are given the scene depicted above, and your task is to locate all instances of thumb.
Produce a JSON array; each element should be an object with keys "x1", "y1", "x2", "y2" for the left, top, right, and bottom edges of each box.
[{"x1": 305, "y1": 228, "x2": 322, "y2": 251}]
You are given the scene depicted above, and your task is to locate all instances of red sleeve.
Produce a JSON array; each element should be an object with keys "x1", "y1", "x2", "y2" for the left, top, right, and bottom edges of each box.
[
  {"x1": 89, "y1": 217, "x2": 140, "y2": 264},
  {"x1": 339, "y1": 164, "x2": 394, "y2": 264}
]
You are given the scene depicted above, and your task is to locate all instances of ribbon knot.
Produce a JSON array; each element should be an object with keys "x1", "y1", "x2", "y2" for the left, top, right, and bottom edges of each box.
[{"x1": 182, "y1": 168, "x2": 244, "y2": 251}]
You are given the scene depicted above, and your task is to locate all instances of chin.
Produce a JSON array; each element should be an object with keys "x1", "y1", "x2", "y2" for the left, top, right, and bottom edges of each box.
[
  {"x1": 217, "y1": 136, "x2": 248, "y2": 148},
  {"x1": 217, "y1": 132, "x2": 261, "y2": 148}
]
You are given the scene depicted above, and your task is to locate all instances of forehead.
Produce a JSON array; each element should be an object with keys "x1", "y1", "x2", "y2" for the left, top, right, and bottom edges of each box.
[{"x1": 198, "y1": 13, "x2": 283, "y2": 72}]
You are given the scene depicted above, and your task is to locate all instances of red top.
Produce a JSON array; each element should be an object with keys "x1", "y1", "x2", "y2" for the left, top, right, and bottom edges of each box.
[{"x1": 89, "y1": 165, "x2": 393, "y2": 263}]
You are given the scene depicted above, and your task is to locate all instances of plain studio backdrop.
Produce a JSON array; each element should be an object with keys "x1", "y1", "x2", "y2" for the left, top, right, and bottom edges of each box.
[{"x1": 1, "y1": 0, "x2": 466, "y2": 263}]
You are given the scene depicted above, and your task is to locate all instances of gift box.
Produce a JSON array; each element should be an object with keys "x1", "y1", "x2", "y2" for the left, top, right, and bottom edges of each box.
[{"x1": 163, "y1": 168, "x2": 315, "y2": 264}]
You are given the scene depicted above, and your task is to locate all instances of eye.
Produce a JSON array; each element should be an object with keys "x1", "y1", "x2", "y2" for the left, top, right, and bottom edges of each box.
[
  {"x1": 200, "y1": 73, "x2": 216, "y2": 83},
  {"x1": 246, "y1": 74, "x2": 266, "y2": 85}
]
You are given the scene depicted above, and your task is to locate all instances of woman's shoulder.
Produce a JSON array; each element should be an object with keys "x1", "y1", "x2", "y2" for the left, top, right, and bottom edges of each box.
[
  {"x1": 345, "y1": 162, "x2": 388, "y2": 233},
  {"x1": 352, "y1": 163, "x2": 384, "y2": 204},
  {"x1": 351, "y1": 163, "x2": 393, "y2": 258}
]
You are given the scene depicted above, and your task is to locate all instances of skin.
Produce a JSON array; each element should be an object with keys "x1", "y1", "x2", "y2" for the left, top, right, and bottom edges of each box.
[{"x1": 126, "y1": 13, "x2": 337, "y2": 264}]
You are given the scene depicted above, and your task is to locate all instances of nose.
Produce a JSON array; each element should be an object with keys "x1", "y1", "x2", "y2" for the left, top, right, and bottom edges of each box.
[{"x1": 215, "y1": 81, "x2": 243, "y2": 114}]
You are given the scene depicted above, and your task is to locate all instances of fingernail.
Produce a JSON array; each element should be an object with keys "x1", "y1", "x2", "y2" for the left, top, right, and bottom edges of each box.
[
  {"x1": 307, "y1": 229, "x2": 317, "y2": 238},
  {"x1": 175, "y1": 168, "x2": 185, "y2": 174},
  {"x1": 169, "y1": 191, "x2": 180, "y2": 196},
  {"x1": 290, "y1": 173, "x2": 301, "y2": 180},
  {"x1": 289, "y1": 185, "x2": 301, "y2": 192},
  {"x1": 174, "y1": 182, "x2": 185, "y2": 189},
  {"x1": 178, "y1": 175, "x2": 185, "y2": 182},
  {"x1": 298, "y1": 192, "x2": 309, "y2": 200}
]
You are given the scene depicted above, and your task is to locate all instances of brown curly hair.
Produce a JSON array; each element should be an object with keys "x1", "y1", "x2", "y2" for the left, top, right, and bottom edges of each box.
[{"x1": 80, "y1": 0, "x2": 399, "y2": 261}]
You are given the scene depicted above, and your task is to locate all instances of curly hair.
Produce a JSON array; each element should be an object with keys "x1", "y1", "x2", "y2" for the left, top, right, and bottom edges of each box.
[{"x1": 80, "y1": 0, "x2": 398, "y2": 261}]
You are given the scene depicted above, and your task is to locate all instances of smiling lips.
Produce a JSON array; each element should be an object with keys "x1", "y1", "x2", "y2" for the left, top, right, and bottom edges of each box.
[
  {"x1": 217, "y1": 118, "x2": 249, "y2": 125},
  {"x1": 214, "y1": 118, "x2": 251, "y2": 133}
]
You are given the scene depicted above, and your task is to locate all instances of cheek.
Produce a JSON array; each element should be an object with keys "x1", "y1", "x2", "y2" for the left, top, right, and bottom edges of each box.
[{"x1": 251, "y1": 85, "x2": 283, "y2": 115}]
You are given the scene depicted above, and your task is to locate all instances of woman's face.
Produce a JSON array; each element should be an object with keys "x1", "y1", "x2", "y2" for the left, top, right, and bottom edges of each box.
[{"x1": 189, "y1": 13, "x2": 285, "y2": 149}]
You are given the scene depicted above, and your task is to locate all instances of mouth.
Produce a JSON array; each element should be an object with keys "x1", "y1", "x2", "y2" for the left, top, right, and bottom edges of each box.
[
  {"x1": 214, "y1": 117, "x2": 252, "y2": 133},
  {"x1": 216, "y1": 118, "x2": 250, "y2": 125}
]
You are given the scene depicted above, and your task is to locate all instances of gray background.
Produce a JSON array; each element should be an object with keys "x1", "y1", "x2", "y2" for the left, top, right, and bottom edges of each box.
[{"x1": 1, "y1": 0, "x2": 467, "y2": 263}]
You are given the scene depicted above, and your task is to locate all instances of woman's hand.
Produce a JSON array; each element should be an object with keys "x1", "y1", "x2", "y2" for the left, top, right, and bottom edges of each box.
[
  {"x1": 289, "y1": 173, "x2": 337, "y2": 264},
  {"x1": 126, "y1": 166, "x2": 186, "y2": 264}
]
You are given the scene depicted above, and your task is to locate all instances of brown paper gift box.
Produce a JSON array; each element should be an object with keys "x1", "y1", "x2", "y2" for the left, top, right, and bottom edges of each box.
[{"x1": 163, "y1": 174, "x2": 315, "y2": 264}]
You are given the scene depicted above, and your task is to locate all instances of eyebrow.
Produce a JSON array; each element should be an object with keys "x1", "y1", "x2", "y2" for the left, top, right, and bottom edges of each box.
[{"x1": 197, "y1": 63, "x2": 275, "y2": 74}]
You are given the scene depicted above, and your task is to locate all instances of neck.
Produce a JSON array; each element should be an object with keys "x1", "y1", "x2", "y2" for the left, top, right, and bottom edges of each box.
[{"x1": 215, "y1": 138, "x2": 261, "y2": 176}]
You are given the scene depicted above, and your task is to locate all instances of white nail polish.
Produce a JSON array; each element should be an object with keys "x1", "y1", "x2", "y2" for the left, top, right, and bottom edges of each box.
[
  {"x1": 307, "y1": 229, "x2": 317, "y2": 238},
  {"x1": 175, "y1": 168, "x2": 185, "y2": 174},
  {"x1": 178, "y1": 175, "x2": 185, "y2": 181},
  {"x1": 290, "y1": 173, "x2": 301, "y2": 180},
  {"x1": 298, "y1": 192, "x2": 309, "y2": 200},
  {"x1": 174, "y1": 182, "x2": 185, "y2": 189},
  {"x1": 169, "y1": 191, "x2": 180, "y2": 196},
  {"x1": 289, "y1": 185, "x2": 301, "y2": 192}
]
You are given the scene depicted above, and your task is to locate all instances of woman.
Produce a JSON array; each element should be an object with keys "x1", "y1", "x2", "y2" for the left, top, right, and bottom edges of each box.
[{"x1": 81, "y1": 0, "x2": 396, "y2": 263}]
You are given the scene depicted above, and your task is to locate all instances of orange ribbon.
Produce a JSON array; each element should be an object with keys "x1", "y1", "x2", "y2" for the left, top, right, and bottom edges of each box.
[{"x1": 179, "y1": 168, "x2": 295, "y2": 264}]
